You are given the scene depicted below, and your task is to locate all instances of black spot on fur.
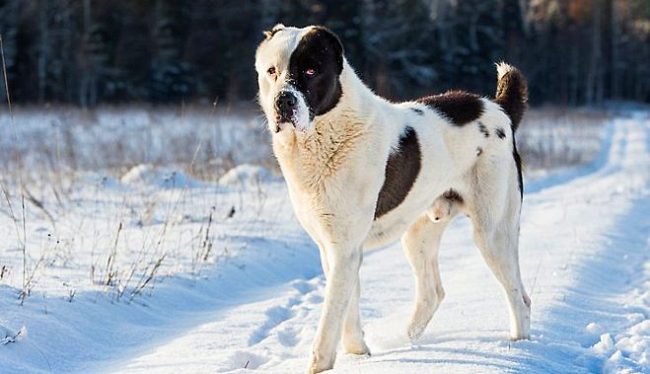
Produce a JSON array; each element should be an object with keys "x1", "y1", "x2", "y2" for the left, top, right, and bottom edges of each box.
[
  {"x1": 417, "y1": 90, "x2": 484, "y2": 126},
  {"x1": 375, "y1": 126, "x2": 421, "y2": 219},
  {"x1": 512, "y1": 132, "x2": 523, "y2": 199},
  {"x1": 288, "y1": 27, "x2": 344, "y2": 119},
  {"x1": 496, "y1": 127, "x2": 506, "y2": 139},
  {"x1": 411, "y1": 107, "x2": 424, "y2": 115},
  {"x1": 478, "y1": 122, "x2": 490, "y2": 138},
  {"x1": 442, "y1": 189, "x2": 463, "y2": 204},
  {"x1": 476, "y1": 147, "x2": 483, "y2": 156}
]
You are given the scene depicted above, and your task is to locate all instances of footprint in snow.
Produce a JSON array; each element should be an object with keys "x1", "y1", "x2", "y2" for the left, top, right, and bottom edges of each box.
[
  {"x1": 248, "y1": 305, "x2": 295, "y2": 346},
  {"x1": 247, "y1": 278, "x2": 324, "y2": 348}
]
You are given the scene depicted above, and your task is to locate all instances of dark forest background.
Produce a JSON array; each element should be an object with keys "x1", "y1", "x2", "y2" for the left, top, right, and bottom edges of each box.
[{"x1": 0, "y1": 0, "x2": 649, "y2": 107}]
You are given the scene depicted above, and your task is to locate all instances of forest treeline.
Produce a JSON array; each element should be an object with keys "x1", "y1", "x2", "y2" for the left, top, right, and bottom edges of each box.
[{"x1": 0, "y1": 0, "x2": 648, "y2": 107}]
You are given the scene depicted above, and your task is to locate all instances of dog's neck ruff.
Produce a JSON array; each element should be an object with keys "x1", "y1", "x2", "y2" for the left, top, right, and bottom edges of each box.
[{"x1": 273, "y1": 60, "x2": 376, "y2": 191}]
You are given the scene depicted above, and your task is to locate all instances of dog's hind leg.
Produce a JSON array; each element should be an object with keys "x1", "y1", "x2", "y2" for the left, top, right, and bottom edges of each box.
[
  {"x1": 468, "y1": 168, "x2": 531, "y2": 340},
  {"x1": 402, "y1": 214, "x2": 450, "y2": 341},
  {"x1": 317, "y1": 243, "x2": 330, "y2": 278}
]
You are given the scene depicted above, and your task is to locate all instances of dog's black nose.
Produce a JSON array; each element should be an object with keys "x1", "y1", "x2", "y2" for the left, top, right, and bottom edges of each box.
[{"x1": 275, "y1": 91, "x2": 297, "y2": 118}]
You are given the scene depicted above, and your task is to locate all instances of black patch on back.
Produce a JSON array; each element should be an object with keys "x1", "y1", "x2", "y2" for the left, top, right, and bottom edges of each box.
[
  {"x1": 443, "y1": 189, "x2": 463, "y2": 203},
  {"x1": 417, "y1": 90, "x2": 484, "y2": 126},
  {"x1": 411, "y1": 107, "x2": 424, "y2": 115},
  {"x1": 478, "y1": 122, "x2": 490, "y2": 138},
  {"x1": 496, "y1": 127, "x2": 506, "y2": 139},
  {"x1": 375, "y1": 126, "x2": 421, "y2": 219},
  {"x1": 288, "y1": 27, "x2": 343, "y2": 119}
]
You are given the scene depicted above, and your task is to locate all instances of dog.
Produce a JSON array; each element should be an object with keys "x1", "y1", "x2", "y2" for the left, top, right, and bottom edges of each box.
[{"x1": 255, "y1": 24, "x2": 531, "y2": 373}]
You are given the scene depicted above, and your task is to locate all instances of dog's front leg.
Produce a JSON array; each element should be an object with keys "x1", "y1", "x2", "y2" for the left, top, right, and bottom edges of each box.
[
  {"x1": 342, "y1": 273, "x2": 370, "y2": 355},
  {"x1": 309, "y1": 245, "x2": 361, "y2": 374}
]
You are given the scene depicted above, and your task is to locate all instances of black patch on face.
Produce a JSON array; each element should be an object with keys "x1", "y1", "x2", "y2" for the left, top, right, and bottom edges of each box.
[
  {"x1": 288, "y1": 27, "x2": 343, "y2": 119},
  {"x1": 375, "y1": 126, "x2": 421, "y2": 219},
  {"x1": 442, "y1": 189, "x2": 463, "y2": 204},
  {"x1": 496, "y1": 127, "x2": 506, "y2": 139},
  {"x1": 411, "y1": 107, "x2": 424, "y2": 115},
  {"x1": 417, "y1": 90, "x2": 484, "y2": 126},
  {"x1": 478, "y1": 122, "x2": 490, "y2": 138}
]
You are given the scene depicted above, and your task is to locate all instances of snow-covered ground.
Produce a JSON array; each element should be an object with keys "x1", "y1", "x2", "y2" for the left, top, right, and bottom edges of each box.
[
  {"x1": 1, "y1": 110, "x2": 648, "y2": 373},
  {"x1": 0, "y1": 106, "x2": 272, "y2": 182}
]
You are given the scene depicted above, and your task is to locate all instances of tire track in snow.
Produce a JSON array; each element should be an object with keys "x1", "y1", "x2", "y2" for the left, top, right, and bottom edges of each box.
[
  {"x1": 514, "y1": 116, "x2": 650, "y2": 373},
  {"x1": 479, "y1": 115, "x2": 650, "y2": 373}
]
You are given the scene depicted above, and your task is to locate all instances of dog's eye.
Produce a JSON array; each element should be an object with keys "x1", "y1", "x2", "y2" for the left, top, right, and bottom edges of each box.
[
  {"x1": 267, "y1": 67, "x2": 276, "y2": 76},
  {"x1": 304, "y1": 68, "x2": 316, "y2": 77}
]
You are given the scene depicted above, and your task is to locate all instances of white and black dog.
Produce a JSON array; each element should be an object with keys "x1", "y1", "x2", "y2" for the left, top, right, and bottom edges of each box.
[{"x1": 255, "y1": 24, "x2": 531, "y2": 373}]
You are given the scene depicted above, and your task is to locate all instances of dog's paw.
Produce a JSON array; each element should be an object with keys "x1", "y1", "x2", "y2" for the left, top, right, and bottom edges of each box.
[
  {"x1": 407, "y1": 297, "x2": 442, "y2": 342},
  {"x1": 407, "y1": 321, "x2": 427, "y2": 342},
  {"x1": 343, "y1": 339, "x2": 371, "y2": 356},
  {"x1": 307, "y1": 352, "x2": 336, "y2": 374},
  {"x1": 508, "y1": 331, "x2": 531, "y2": 341}
]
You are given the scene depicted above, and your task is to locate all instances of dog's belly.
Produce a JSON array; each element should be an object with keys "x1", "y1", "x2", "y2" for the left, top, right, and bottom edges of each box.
[
  {"x1": 364, "y1": 216, "x2": 413, "y2": 249},
  {"x1": 363, "y1": 154, "x2": 467, "y2": 250},
  {"x1": 363, "y1": 185, "x2": 444, "y2": 249}
]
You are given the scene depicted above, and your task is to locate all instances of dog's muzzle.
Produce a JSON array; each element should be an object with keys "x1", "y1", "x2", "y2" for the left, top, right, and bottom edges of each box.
[{"x1": 274, "y1": 91, "x2": 298, "y2": 124}]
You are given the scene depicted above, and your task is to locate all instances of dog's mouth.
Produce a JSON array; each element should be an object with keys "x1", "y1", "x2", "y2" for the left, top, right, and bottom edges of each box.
[{"x1": 274, "y1": 112, "x2": 299, "y2": 133}]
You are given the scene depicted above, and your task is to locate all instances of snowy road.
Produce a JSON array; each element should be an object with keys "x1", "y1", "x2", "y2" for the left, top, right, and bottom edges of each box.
[
  {"x1": 1, "y1": 113, "x2": 648, "y2": 374},
  {"x1": 106, "y1": 115, "x2": 649, "y2": 373}
]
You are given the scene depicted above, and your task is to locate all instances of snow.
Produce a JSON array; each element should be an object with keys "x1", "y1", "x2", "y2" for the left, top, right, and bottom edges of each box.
[
  {"x1": 121, "y1": 164, "x2": 203, "y2": 189},
  {"x1": 1, "y1": 111, "x2": 649, "y2": 373},
  {"x1": 0, "y1": 106, "x2": 272, "y2": 175},
  {"x1": 0, "y1": 325, "x2": 26, "y2": 346},
  {"x1": 218, "y1": 164, "x2": 277, "y2": 188}
]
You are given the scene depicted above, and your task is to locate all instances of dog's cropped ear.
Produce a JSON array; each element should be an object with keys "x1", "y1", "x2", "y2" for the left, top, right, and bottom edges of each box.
[
  {"x1": 311, "y1": 26, "x2": 344, "y2": 57},
  {"x1": 308, "y1": 26, "x2": 344, "y2": 74},
  {"x1": 263, "y1": 23, "x2": 286, "y2": 39}
]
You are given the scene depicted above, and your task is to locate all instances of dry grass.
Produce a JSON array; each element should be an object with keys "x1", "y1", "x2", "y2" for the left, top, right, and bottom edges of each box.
[
  {"x1": 518, "y1": 107, "x2": 610, "y2": 172},
  {"x1": 0, "y1": 104, "x2": 273, "y2": 186}
]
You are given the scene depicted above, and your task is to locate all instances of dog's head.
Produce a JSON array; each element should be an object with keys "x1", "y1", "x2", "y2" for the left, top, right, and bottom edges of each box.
[{"x1": 255, "y1": 24, "x2": 344, "y2": 133}]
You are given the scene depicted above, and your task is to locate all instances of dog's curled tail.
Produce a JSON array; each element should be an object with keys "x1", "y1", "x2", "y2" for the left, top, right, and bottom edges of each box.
[{"x1": 495, "y1": 62, "x2": 528, "y2": 131}]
